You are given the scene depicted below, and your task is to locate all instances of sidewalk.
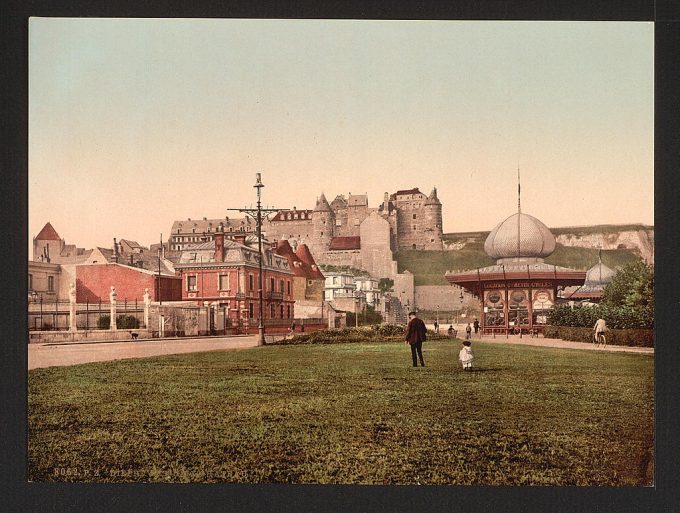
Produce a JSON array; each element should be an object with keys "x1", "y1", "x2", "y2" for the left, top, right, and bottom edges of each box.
[
  {"x1": 28, "y1": 334, "x2": 260, "y2": 370},
  {"x1": 469, "y1": 332, "x2": 653, "y2": 354}
]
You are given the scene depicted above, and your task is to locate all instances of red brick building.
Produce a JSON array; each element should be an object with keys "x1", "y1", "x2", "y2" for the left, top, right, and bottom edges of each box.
[
  {"x1": 76, "y1": 263, "x2": 182, "y2": 303},
  {"x1": 174, "y1": 232, "x2": 295, "y2": 326}
]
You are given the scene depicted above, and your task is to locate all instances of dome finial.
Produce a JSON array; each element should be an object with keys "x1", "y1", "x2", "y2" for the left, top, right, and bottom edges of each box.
[{"x1": 517, "y1": 166, "x2": 521, "y2": 257}]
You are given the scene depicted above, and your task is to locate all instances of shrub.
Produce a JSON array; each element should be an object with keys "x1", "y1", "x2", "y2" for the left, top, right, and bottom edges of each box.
[
  {"x1": 97, "y1": 314, "x2": 140, "y2": 330},
  {"x1": 269, "y1": 324, "x2": 455, "y2": 345},
  {"x1": 547, "y1": 304, "x2": 653, "y2": 330}
]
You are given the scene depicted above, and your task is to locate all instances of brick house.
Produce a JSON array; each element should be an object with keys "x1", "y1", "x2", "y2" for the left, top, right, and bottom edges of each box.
[
  {"x1": 174, "y1": 232, "x2": 295, "y2": 326},
  {"x1": 76, "y1": 262, "x2": 182, "y2": 303}
]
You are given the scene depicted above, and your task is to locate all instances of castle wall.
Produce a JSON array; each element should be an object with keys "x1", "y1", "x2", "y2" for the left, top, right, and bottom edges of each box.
[{"x1": 359, "y1": 212, "x2": 398, "y2": 279}]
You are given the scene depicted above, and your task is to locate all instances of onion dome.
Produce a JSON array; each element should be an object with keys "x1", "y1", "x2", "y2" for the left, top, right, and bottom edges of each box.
[
  {"x1": 484, "y1": 213, "x2": 556, "y2": 260},
  {"x1": 424, "y1": 187, "x2": 441, "y2": 206},
  {"x1": 314, "y1": 193, "x2": 331, "y2": 212},
  {"x1": 584, "y1": 260, "x2": 616, "y2": 287}
]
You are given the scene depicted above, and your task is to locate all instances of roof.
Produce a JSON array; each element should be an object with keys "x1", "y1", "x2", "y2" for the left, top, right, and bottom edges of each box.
[
  {"x1": 295, "y1": 244, "x2": 325, "y2": 279},
  {"x1": 445, "y1": 263, "x2": 586, "y2": 291},
  {"x1": 390, "y1": 188, "x2": 422, "y2": 199},
  {"x1": 270, "y1": 209, "x2": 313, "y2": 222},
  {"x1": 347, "y1": 194, "x2": 368, "y2": 207},
  {"x1": 484, "y1": 212, "x2": 556, "y2": 260},
  {"x1": 424, "y1": 187, "x2": 441, "y2": 206},
  {"x1": 119, "y1": 239, "x2": 143, "y2": 249},
  {"x1": 314, "y1": 193, "x2": 332, "y2": 212},
  {"x1": 274, "y1": 241, "x2": 324, "y2": 280},
  {"x1": 330, "y1": 195, "x2": 347, "y2": 209},
  {"x1": 171, "y1": 217, "x2": 254, "y2": 235},
  {"x1": 35, "y1": 222, "x2": 61, "y2": 241},
  {"x1": 329, "y1": 236, "x2": 361, "y2": 251}
]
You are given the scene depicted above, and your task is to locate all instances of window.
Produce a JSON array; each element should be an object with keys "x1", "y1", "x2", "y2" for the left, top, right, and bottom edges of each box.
[
  {"x1": 280, "y1": 304, "x2": 284, "y2": 317},
  {"x1": 249, "y1": 274, "x2": 254, "y2": 291},
  {"x1": 47, "y1": 276, "x2": 54, "y2": 292},
  {"x1": 280, "y1": 279, "x2": 285, "y2": 292},
  {"x1": 287, "y1": 281, "x2": 291, "y2": 294},
  {"x1": 249, "y1": 302, "x2": 254, "y2": 318},
  {"x1": 187, "y1": 275, "x2": 197, "y2": 291},
  {"x1": 335, "y1": 219, "x2": 342, "y2": 226},
  {"x1": 28, "y1": 274, "x2": 33, "y2": 290},
  {"x1": 413, "y1": 214, "x2": 417, "y2": 219},
  {"x1": 270, "y1": 303, "x2": 275, "y2": 318},
  {"x1": 218, "y1": 274, "x2": 229, "y2": 291},
  {"x1": 413, "y1": 225, "x2": 417, "y2": 231},
  {"x1": 308, "y1": 280, "x2": 313, "y2": 286},
  {"x1": 270, "y1": 277, "x2": 275, "y2": 291},
  {"x1": 287, "y1": 305, "x2": 291, "y2": 318}
]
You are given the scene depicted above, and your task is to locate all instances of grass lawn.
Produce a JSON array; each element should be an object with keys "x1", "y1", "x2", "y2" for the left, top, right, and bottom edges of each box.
[{"x1": 28, "y1": 340, "x2": 654, "y2": 485}]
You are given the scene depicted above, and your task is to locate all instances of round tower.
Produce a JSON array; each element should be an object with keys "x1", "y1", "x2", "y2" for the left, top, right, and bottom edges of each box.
[
  {"x1": 424, "y1": 187, "x2": 443, "y2": 250},
  {"x1": 311, "y1": 192, "x2": 334, "y2": 255}
]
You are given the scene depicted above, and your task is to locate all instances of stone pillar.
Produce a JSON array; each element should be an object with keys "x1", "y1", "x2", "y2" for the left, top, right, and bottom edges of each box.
[
  {"x1": 143, "y1": 288, "x2": 151, "y2": 328},
  {"x1": 109, "y1": 286, "x2": 117, "y2": 330},
  {"x1": 68, "y1": 282, "x2": 77, "y2": 332}
]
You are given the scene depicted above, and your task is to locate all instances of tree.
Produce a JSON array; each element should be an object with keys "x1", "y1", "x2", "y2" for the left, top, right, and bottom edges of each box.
[
  {"x1": 378, "y1": 278, "x2": 394, "y2": 294},
  {"x1": 601, "y1": 260, "x2": 654, "y2": 309}
]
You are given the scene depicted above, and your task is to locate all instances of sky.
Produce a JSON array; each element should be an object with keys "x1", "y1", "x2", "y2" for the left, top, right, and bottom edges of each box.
[{"x1": 29, "y1": 18, "x2": 653, "y2": 252}]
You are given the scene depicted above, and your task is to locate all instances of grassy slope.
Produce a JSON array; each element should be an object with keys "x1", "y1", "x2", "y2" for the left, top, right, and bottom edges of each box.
[
  {"x1": 29, "y1": 341, "x2": 654, "y2": 485},
  {"x1": 396, "y1": 246, "x2": 640, "y2": 286}
]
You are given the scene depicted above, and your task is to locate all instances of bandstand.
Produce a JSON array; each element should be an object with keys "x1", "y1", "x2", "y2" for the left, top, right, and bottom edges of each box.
[{"x1": 445, "y1": 201, "x2": 586, "y2": 336}]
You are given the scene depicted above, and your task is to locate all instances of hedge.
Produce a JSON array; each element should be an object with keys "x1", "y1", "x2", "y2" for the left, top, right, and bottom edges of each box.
[
  {"x1": 97, "y1": 314, "x2": 140, "y2": 330},
  {"x1": 268, "y1": 324, "x2": 453, "y2": 345},
  {"x1": 547, "y1": 304, "x2": 653, "y2": 330},
  {"x1": 543, "y1": 326, "x2": 654, "y2": 348}
]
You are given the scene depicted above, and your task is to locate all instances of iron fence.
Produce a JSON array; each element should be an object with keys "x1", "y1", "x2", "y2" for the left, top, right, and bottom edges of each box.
[{"x1": 28, "y1": 297, "x2": 145, "y2": 331}]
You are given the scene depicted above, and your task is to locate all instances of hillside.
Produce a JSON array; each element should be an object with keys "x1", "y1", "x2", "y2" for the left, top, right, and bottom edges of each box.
[{"x1": 396, "y1": 245, "x2": 641, "y2": 286}]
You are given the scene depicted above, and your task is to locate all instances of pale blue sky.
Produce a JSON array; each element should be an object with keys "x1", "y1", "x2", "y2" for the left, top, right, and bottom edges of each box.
[{"x1": 29, "y1": 19, "x2": 653, "y2": 250}]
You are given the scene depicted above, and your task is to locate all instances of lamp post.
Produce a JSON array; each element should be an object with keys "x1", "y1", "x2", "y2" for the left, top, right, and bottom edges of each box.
[
  {"x1": 436, "y1": 304, "x2": 439, "y2": 332},
  {"x1": 458, "y1": 290, "x2": 464, "y2": 327},
  {"x1": 354, "y1": 292, "x2": 361, "y2": 328},
  {"x1": 227, "y1": 173, "x2": 289, "y2": 346}
]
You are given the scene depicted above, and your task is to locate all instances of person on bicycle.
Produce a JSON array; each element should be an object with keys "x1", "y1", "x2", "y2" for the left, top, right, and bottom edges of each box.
[{"x1": 594, "y1": 318, "x2": 607, "y2": 344}]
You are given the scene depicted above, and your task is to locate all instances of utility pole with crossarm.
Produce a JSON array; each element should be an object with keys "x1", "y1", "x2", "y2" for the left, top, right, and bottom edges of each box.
[{"x1": 227, "y1": 173, "x2": 289, "y2": 346}]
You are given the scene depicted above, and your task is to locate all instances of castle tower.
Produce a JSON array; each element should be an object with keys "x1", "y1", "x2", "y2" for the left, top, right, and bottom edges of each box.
[
  {"x1": 311, "y1": 193, "x2": 334, "y2": 255},
  {"x1": 33, "y1": 222, "x2": 64, "y2": 262},
  {"x1": 424, "y1": 187, "x2": 444, "y2": 250}
]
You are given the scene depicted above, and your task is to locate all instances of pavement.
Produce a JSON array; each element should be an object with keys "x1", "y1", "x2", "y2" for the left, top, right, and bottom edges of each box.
[
  {"x1": 427, "y1": 323, "x2": 653, "y2": 355},
  {"x1": 28, "y1": 327, "x2": 653, "y2": 370},
  {"x1": 28, "y1": 335, "x2": 260, "y2": 370}
]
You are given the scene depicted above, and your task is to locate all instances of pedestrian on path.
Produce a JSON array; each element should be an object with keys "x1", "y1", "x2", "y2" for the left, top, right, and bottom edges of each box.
[
  {"x1": 405, "y1": 311, "x2": 426, "y2": 367},
  {"x1": 473, "y1": 318, "x2": 479, "y2": 334},
  {"x1": 465, "y1": 323, "x2": 472, "y2": 340}
]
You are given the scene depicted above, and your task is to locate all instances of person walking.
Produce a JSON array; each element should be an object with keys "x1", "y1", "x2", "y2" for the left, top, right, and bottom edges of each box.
[
  {"x1": 465, "y1": 322, "x2": 472, "y2": 340},
  {"x1": 434, "y1": 320, "x2": 439, "y2": 334},
  {"x1": 473, "y1": 318, "x2": 479, "y2": 335},
  {"x1": 405, "y1": 311, "x2": 427, "y2": 367}
]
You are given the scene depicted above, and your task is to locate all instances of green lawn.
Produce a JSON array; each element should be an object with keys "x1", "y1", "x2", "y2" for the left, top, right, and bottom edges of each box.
[{"x1": 28, "y1": 340, "x2": 654, "y2": 485}]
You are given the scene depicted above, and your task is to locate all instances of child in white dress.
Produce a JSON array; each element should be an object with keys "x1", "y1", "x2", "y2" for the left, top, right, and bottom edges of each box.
[{"x1": 459, "y1": 340, "x2": 474, "y2": 371}]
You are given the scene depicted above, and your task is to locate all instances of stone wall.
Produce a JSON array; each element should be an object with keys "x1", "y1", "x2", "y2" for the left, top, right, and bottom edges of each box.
[{"x1": 554, "y1": 229, "x2": 654, "y2": 263}]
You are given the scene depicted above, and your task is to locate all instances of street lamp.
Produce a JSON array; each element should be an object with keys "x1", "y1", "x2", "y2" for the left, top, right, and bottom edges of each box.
[
  {"x1": 458, "y1": 289, "x2": 464, "y2": 326},
  {"x1": 436, "y1": 304, "x2": 439, "y2": 332},
  {"x1": 227, "y1": 173, "x2": 288, "y2": 346}
]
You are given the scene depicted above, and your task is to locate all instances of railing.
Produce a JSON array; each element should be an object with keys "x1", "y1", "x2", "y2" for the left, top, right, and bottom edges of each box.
[{"x1": 266, "y1": 291, "x2": 284, "y2": 301}]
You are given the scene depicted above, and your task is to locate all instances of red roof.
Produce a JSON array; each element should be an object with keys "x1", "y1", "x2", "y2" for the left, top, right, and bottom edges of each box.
[
  {"x1": 35, "y1": 222, "x2": 61, "y2": 241},
  {"x1": 274, "y1": 240, "x2": 306, "y2": 278},
  {"x1": 329, "y1": 236, "x2": 361, "y2": 251},
  {"x1": 295, "y1": 244, "x2": 325, "y2": 279}
]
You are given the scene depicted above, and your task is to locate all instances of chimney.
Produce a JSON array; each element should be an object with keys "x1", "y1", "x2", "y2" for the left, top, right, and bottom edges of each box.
[
  {"x1": 233, "y1": 234, "x2": 247, "y2": 245},
  {"x1": 113, "y1": 238, "x2": 119, "y2": 263},
  {"x1": 214, "y1": 232, "x2": 225, "y2": 262}
]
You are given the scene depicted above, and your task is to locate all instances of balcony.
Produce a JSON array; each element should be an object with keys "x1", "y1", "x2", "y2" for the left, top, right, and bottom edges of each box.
[{"x1": 267, "y1": 291, "x2": 284, "y2": 301}]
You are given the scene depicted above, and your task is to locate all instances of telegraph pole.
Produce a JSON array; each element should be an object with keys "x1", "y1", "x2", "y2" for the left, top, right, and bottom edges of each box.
[{"x1": 227, "y1": 173, "x2": 289, "y2": 346}]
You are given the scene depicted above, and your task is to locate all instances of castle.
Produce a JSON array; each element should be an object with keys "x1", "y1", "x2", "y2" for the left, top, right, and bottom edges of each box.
[
  {"x1": 166, "y1": 187, "x2": 442, "y2": 280},
  {"x1": 263, "y1": 187, "x2": 443, "y2": 279}
]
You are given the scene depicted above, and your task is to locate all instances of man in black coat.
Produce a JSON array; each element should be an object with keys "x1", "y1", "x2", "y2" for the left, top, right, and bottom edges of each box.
[{"x1": 405, "y1": 311, "x2": 427, "y2": 367}]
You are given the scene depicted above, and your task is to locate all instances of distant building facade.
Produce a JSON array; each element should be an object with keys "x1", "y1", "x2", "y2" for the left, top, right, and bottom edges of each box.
[
  {"x1": 168, "y1": 217, "x2": 256, "y2": 251},
  {"x1": 273, "y1": 240, "x2": 325, "y2": 318}
]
